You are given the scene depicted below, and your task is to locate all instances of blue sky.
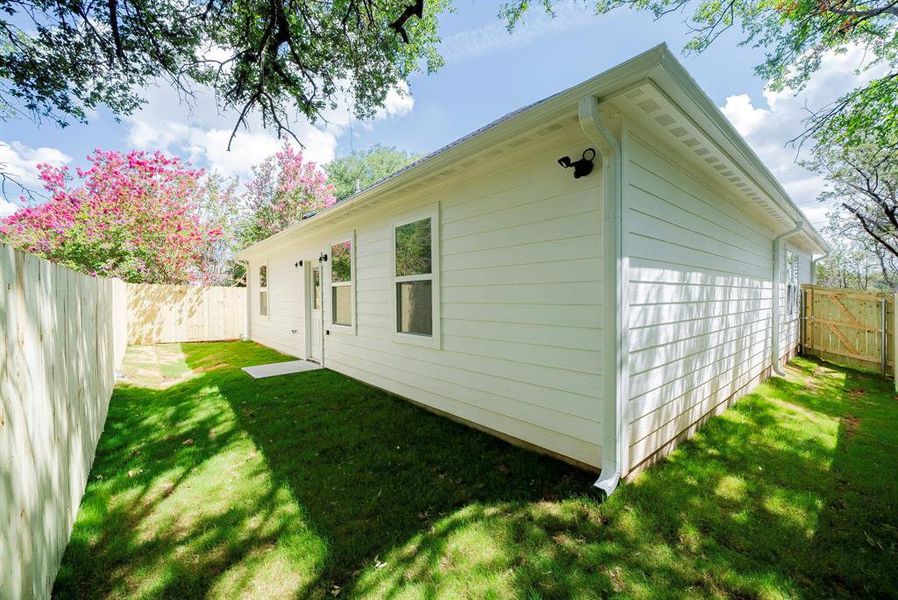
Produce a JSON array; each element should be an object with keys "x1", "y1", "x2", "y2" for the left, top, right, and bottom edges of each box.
[
  {"x1": 1, "y1": 1, "x2": 871, "y2": 226},
  {"x1": 344, "y1": 2, "x2": 763, "y2": 155}
]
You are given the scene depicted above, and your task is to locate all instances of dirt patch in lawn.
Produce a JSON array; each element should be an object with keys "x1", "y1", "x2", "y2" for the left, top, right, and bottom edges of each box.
[
  {"x1": 119, "y1": 344, "x2": 195, "y2": 389},
  {"x1": 842, "y1": 414, "x2": 862, "y2": 438}
]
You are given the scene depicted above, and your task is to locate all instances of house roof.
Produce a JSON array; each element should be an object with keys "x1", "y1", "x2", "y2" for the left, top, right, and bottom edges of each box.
[{"x1": 237, "y1": 44, "x2": 827, "y2": 259}]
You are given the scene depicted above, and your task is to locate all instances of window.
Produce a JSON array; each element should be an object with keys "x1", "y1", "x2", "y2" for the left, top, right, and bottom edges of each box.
[
  {"x1": 312, "y1": 266, "x2": 321, "y2": 310},
  {"x1": 785, "y1": 249, "x2": 799, "y2": 316},
  {"x1": 331, "y1": 238, "x2": 353, "y2": 328},
  {"x1": 259, "y1": 264, "x2": 269, "y2": 317},
  {"x1": 393, "y1": 207, "x2": 439, "y2": 345}
]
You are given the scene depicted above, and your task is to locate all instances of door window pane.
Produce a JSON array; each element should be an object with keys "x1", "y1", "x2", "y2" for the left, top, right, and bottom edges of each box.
[
  {"x1": 396, "y1": 280, "x2": 432, "y2": 335},
  {"x1": 313, "y1": 268, "x2": 321, "y2": 310},
  {"x1": 395, "y1": 218, "x2": 432, "y2": 277}
]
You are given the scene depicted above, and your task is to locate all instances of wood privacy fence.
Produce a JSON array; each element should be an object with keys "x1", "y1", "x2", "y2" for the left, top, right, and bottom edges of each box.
[
  {"x1": 1, "y1": 245, "x2": 128, "y2": 599},
  {"x1": 1, "y1": 243, "x2": 246, "y2": 599},
  {"x1": 801, "y1": 284, "x2": 898, "y2": 381},
  {"x1": 126, "y1": 283, "x2": 246, "y2": 344}
]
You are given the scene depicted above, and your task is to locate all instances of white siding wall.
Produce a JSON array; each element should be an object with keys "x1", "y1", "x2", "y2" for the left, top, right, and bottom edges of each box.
[
  {"x1": 247, "y1": 121, "x2": 606, "y2": 467},
  {"x1": 248, "y1": 256, "x2": 305, "y2": 357},
  {"x1": 623, "y1": 128, "x2": 812, "y2": 472},
  {"x1": 245, "y1": 118, "x2": 816, "y2": 473}
]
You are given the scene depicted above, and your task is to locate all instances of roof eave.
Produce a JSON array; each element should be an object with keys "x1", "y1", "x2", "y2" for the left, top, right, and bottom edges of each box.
[
  {"x1": 652, "y1": 50, "x2": 829, "y2": 254},
  {"x1": 236, "y1": 43, "x2": 828, "y2": 259},
  {"x1": 236, "y1": 44, "x2": 670, "y2": 259}
]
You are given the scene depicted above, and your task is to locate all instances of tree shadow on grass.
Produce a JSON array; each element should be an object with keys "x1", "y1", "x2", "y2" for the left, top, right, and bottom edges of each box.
[
  {"x1": 344, "y1": 356, "x2": 898, "y2": 598},
  {"x1": 801, "y1": 363, "x2": 898, "y2": 597},
  {"x1": 180, "y1": 344, "x2": 594, "y2": 597},
  {"x1": 55, "y1": 344, "x2": 898, "y2": 598},
  {"x1": 55, "y1": 341, "x2": 593, "y2": 599},
  {"x1": 54, "y1": 342, "x2": 329, "y2": 599}
]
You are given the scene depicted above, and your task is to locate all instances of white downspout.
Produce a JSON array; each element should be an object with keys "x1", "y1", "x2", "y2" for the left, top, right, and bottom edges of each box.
[
  {"x1": 238, "y1": 259, "x2": 252, "y2": 341},
  {"x1": 771, "y1": 222, "x2": 802, "y2": 376},
  {"x1": 810, "y1": 251, "x2": 828, "y2": 285},
  {"x1": 579, "y1": 95, "x2": 626, "y2": 497}
]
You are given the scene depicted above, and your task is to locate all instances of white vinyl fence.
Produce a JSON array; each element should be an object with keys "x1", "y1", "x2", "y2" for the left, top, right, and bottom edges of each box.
[{"x1": 0, "y1": 244, "x2": 245, "y2": 599}]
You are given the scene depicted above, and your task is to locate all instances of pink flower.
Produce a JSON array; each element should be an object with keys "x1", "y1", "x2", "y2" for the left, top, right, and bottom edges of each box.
[{"x1": 0, "y1": 149, "x2": 225, "y2": 284}]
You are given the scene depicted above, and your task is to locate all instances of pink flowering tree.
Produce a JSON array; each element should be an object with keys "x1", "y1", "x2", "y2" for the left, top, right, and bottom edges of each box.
[
  {"x1": 241, "y1": 140, "x2": 336, "y2": 245},
  {"x1": 0, "y1": 149, "x2": 224, "y2": 284}
]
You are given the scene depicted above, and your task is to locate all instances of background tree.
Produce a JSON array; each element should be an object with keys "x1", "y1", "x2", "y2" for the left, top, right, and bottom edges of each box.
[
  {"x1": 816, "y1": 211, "x2": 897, "y2": 290},
  {"x1": 325, "y1": 144, "x2": 422, "y2": 200},
  {"x1": 1, "y1": 0, "x2": 448, "y2": 145},
  {"x1": 198, "y1": 172, "x2": 243, "y2": 285},
  {"x1": 240, "y1": 140, "x2": 336, "y2": 245},
  {"x1": 807, "y1": 133, "x2": 898, "y2": 269},
  {"x1": 0, "y1": 149, "x2": 224, "y2": 283},
  {"x1": 503, "y1": 0, "x2": 897, "y2": 147}
]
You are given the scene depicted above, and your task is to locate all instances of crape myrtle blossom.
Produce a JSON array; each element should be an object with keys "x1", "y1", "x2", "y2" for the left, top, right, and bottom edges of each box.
[
  {"x1": 1, "y1": 149, "x2": 223, "y2": 284},
  {"x1": 241, "y1": 140, "x2": 336, "y2": 244}
]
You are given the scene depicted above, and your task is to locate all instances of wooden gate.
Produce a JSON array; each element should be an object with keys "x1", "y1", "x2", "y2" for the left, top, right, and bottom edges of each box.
[{"x1": 801, "y1": 285, "x2": 897, "y2": 380}]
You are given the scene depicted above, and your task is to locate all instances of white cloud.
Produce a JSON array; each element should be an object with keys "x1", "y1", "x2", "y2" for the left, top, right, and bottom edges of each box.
[
  {"x1": 0, "y1": 140, "x2": 71, "y2": 213},
  {"x1": 440, "y1": 4, "x2": 594, "y2": 66},
  {"x1": 0, "y1": 140, "x2": 71, "y2": 189},
  {"x1": 719, "y1": 94, "x2": 768, "y2": 137},
  {"x1": 719, "y1": 45, "x2": 887, "y2": 228},
  {"x1": 382, "y1": 82, "x2": 415, "y2": 118},
  {"x1": 125, "y1": 79, "x2": 415, "y2": 179},
  {"x1": 0, "y1": 196, "x2": 17, "y2": 217}
]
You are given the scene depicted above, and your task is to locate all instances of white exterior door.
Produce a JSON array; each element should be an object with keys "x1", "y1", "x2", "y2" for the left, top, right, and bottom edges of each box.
[{"x1": 308, "y1": 262, "x2": 323, "y2": 363}]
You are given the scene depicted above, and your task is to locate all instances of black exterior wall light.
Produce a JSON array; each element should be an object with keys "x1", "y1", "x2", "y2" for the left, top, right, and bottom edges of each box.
[{"x1": 558, "y1": 148, "x2": 596, "y2": 179}]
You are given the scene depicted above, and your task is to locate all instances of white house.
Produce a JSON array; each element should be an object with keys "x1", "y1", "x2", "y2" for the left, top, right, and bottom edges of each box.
[{"x1": 235, "y1": 44, "x2": 827, "y2": 494}]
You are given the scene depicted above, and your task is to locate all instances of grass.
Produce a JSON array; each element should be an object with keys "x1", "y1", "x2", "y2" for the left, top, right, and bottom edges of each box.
[{"x1": 54, "y1": 342, "x2": 898, "y2": 599}]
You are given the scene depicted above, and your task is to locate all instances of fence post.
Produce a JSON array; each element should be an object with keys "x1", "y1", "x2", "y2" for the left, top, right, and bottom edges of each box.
[
  {"x1": 881, "y1": 298, "x2": 888, "y2": 377},
  {"x1": 803, "y1": 286, "x2": 814, "y2": 358},
  {"x1": 894, "y1": 294, "x2": 898, "y2": 391}
]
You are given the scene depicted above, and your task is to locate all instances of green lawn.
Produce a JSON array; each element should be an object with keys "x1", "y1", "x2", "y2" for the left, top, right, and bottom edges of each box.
[{"x1": 55, "y1": 342, "x2": 898, "y2": 599}]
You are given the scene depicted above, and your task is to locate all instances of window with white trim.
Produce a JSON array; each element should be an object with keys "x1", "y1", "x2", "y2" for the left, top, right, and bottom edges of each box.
[
  {"x1": 394, "y1": 214, "x2": 435, "y2": 337},
  {"x1": 330, "y1": 238, "x2": 353, "y2": 327},
  {"x1": 259, "y1": 264, "x2": 269, "y2": 317},
  {"x1": 785, "y1": 249, "x2": 799, "y2": 316}
]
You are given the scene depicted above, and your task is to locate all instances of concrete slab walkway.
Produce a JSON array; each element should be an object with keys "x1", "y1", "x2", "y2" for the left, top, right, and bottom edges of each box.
[{"x1": 242, "y1": 360, "x2": 322, "y2": 379}]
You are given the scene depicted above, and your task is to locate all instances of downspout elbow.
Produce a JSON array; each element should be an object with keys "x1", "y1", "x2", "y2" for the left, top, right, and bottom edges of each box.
[
  {"x1": 810, "y1": 251, "x2": 828, "y2": 285},
  {"x1": 593, "y1": 470, "x2": 620, "y2": 499}
]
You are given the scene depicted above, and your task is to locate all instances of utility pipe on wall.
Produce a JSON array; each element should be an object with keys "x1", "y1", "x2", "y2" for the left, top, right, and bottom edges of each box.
[
  {"x1": 771, "y1": 221, "x2": 803, "y2": 377},
  {"x1": 579, "y1": 95, "x2": 626, "y2": 497}
]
